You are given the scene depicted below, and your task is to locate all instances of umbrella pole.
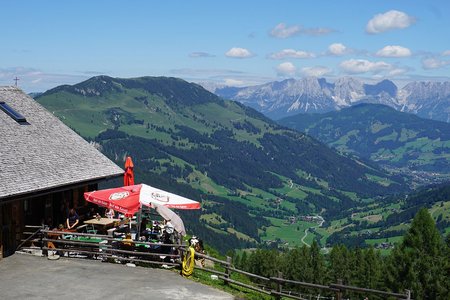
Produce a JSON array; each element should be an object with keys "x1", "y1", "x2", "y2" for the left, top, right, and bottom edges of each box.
[{"x1": 136, "y1": 204, "x2": 142, "y2": 240}]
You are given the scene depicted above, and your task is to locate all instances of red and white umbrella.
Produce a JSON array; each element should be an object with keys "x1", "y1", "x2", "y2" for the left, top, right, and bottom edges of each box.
[
  {"x1": 84, "y1": 185, "x2": 141, "y2": 217},
  {"x1": 84, "y1": 183, "x2": 201, "y2": 214},
  {"x1": 138, "y1": 184, "x2": 201, "y2": 210}
]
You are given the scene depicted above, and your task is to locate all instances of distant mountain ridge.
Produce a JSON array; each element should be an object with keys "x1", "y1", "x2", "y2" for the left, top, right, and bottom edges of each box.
[
  {"x1": 212, "y1": 77, "x2": 450, "y2": 122},
  {"x1": 278, "y1": 103, "x2": 450, "y2": 186}
]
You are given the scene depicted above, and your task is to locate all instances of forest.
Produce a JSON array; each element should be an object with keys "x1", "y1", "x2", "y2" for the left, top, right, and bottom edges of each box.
[{"x1": 231, "y1": 208, "x2": 450, "y2": 300}]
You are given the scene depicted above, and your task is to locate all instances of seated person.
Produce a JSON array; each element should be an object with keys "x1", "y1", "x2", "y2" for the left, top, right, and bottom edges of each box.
[
  {"x1": 85, "y1": 206, "x2": 99, "y2": 219},
  {"x1": 105, "y1": 208, "x2": 116, "y2": 219},
  {"x1": 120, "y1": 233, "x2": 135, "y2": 252},
  {"x1": 122, "y1": 233, "x2": 134, "y2": 246},
  {"x1": 66, "y1": 208, "x2": 79, "y2": 231},
  {"x1": 140, "y1": 217, "x2": 149, "y2": 236}
]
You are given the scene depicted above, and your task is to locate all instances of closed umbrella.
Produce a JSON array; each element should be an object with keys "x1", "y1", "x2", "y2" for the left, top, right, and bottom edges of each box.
[
  {"x1": 151, "y1": 202, "x2": 186, "y2": 236},
  {"x1": 124, "y1": 156, "x2": 134, "y2": 186}
]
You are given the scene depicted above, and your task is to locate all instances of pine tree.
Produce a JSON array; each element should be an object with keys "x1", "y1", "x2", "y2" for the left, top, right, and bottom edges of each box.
[
  {"x1": 359, "y1": 247, "x2": 383, "y2": 289},
  {"x1": 281, "y1": 246, "x2": 310, "y2": 283},
  {"x1": 386, "y1": 208, "x2": 448, "y2": 299},
  {"x1": 309, "y1": 240, "x2": 326, "y2": 284},
  {"x1": 328, "y1": 244, "x2": 351, "y2": 284}
]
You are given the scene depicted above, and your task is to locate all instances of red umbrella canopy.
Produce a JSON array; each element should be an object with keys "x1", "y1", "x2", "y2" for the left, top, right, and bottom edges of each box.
[
  {"x1": 84, "y1": 185, "x2": 141, "y2": 217},
  {"x1": 84, "y1": 184, "x2": 201, "y2": 216},
  {"x1": 124, "y1": 156, "x2": 135, "y2": 186}
]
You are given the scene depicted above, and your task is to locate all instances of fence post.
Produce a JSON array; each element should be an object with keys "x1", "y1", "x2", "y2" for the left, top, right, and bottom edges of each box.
[
  {"x1": 40, "y1": 228, "x2": 47, "y2": 257},
  {"x1": 404, "y1": 289, "x2": 411, "y2": 300},
  {"x1": 274, "y1": 271, "x2": 283, "y2": 300},
  {"x1": 179, "y1": 242, "x2": 184, "y2": 268},
  {"x1": 335, "y1": 279, "x2": 343, "y2": 300},
  {"x1": 224, "y1": 256, "x2": 232, "y2": 285}
]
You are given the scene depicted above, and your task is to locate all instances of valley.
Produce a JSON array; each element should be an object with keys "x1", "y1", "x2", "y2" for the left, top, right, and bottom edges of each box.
[{"x1": 35, "y1": 75, "x2": 450, "y2": 253}]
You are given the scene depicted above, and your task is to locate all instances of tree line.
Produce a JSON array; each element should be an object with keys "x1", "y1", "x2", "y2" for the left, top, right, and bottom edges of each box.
[{"x1": 231, "y1": 208, "x2": 450, "y2": 300}]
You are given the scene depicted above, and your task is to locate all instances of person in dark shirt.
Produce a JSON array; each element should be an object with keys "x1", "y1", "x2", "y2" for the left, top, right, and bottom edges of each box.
[{"x1": 66, "y1": 208, "x2": 79, "y2": 230}]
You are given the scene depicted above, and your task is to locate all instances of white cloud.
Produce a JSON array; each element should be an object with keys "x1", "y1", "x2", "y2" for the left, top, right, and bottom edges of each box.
[
  {"x1": 366, "y1": 10, "x2": 416, "y2": 34},
  {"x1": 276, "y1": 62, "x2": 297, "y2": 76},
  {"x1": 189, "y1": 52, "x2": 215, "y2": 58},
  {"x1": 339, "y1": 59, "x2": 392, "y2": 74},
  {"x1": 375, "y1": 45, "x2": 412, "y2": 57},
  {"x1": 224, "y1": 78, "x2": 246, "y2": 86},
  {"x1": 388, "y1": 67, "x2": 409, "y2": 76},
  {"x1": 300, "y1": 66, "x2": 332, "y2": 77},
  {"x1": 270, "y1": 23, "x2": 334, "y2": 38},
  {"x1": 442, "y1": 50, "x2": 450, "y2": 56},
  {"x1": 171, "y1": 68, "x2": 244, "y2": 76},
  {"x1": 327, "y1": 43, "x2": 350, "y2": 56},
  {"x1": 270, "y1": 23, "x2": 301, "y2": 38},
  {"x1": 268, "y1": 49, "x2": 315, "y2": 60},
  {"x1": 225, "y1": 47, "x2": 254, "y2": 58},
  {"x1": 422, "y1": 57, "x2": 450, "y2": 70}
]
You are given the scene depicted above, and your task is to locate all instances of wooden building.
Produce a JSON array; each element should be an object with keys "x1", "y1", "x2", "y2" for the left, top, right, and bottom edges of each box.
[{"x1": 0, "y1": 86, "x2": 123, "y2": 258}]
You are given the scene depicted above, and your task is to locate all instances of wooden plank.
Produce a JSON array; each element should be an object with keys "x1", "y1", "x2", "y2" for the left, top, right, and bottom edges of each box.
[
  {"x1": 229, "y1": 267, "x2": 270, "y2": 281},
  {"x1": 271, "y1": 290, "x2": 307, "y2": 300},
  {"x1": 271, "y1": 277, "x2": 338, "y2": 291},
  {"x1": 330, "y1": 283, "x2": 408, "y2": 298},
  {"x1": 193, "y1": 267, "x2": 227, "y2": 277}
]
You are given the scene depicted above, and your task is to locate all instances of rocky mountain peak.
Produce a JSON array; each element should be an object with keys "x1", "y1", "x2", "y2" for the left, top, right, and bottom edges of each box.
[{"x1": 212, "y1": 77, "x2": 450, "y2": 122}]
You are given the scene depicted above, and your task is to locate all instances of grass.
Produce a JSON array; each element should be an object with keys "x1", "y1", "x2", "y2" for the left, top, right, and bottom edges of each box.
[
  {"x1": 189, "y1": 267, "x2": 273, "y2": 300},
  {"x1": 261, "y1": 217, "x2": 317, "y2": 247}
]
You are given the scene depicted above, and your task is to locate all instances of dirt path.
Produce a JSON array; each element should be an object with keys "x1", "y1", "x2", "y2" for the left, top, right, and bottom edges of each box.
[{"x1": 300, "y1": 215, "x2": 325, "y2": 247}]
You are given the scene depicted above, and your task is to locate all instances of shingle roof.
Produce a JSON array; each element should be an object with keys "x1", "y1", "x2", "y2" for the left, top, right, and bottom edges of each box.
[{"x1": 0, "y1": 86, "x2": 124, "y2": 199}]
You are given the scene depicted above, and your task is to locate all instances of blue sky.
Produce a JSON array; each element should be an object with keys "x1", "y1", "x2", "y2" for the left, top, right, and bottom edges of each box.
[{"x1": 1, "y1": 0, "x2": 449, "y2": 92}]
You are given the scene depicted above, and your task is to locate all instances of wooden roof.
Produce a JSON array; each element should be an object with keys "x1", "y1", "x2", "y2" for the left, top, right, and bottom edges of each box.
[{"x1": 0, "y1": 86, "x2": 123, "y2": 200}]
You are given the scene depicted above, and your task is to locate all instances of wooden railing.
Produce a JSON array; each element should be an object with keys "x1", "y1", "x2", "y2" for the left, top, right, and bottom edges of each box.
[
  {"x1": 40, "y1": 229, "x2": 181, "y2": 267},
  {"x1": 29, "y1": 228, "x2": 411, "y2": 300},
  {"x1": 17, "y1": 225, "x2": 43, "y2": 251}
]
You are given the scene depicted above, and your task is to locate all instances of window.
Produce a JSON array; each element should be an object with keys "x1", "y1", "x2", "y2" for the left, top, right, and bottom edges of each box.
[{"x1": 0, "y1": 101, "x2": 27, "y2": 123}]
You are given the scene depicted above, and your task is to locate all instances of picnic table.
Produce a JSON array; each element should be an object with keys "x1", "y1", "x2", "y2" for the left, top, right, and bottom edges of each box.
[{"x1": 84, "y1": 217, "x2": 120, "y2": 233}]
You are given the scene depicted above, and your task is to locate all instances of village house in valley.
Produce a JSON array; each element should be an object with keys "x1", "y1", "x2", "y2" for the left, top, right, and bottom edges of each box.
[{"x1": 0, "y1": 86, "x2": 123, "y2": 258}]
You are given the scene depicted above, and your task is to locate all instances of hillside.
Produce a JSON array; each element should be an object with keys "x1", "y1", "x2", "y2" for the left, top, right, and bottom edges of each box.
[
  {"x1": 36, "y1": 76, "x2": 406, "y2": 252},
  {"x1": 212, "y1": 77, "x2": 450, "y2": 122},
  {"x1": 278, "y1": 103, "x2": 450, "y2": 186},
  {"x1": 325, "y1": 182, "x2": 450, "y2": 248}
]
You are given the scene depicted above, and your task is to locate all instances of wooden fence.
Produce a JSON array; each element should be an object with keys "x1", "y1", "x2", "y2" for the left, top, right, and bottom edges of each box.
[{"x1": 20, "y1": 228, "x2": 412, "y2": 300}]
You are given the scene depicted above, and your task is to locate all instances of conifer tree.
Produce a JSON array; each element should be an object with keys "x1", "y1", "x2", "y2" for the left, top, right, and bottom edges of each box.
[
  {"x1": 281, "y1": 246, "x2": 310, "y2": 283},
  {"x1": 359, "y1": 247, "x2": 383, "y2": 289},
  {"x1": 328, "y1": 244, "x2": 351, "y2": 284},
  {"x1": 309, "y1": 241, "x2": 326, "y2": 284},
  {"x1": 386, "y1": 208, "x2": 448, "y2": 299}
]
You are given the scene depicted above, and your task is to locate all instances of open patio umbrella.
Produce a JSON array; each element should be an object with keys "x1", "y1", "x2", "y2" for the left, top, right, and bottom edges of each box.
[
  {"x1": 84, "y1": 185, "x2": 141, "y2": 217},
  {"x1": 84, "y1": 184, "x2": 199, "y2": 237},
  {"x1": 84, "y1": 184, "x2": 200, "y2": 213},
  {"x1": 124, "y1": 156, "x2": 135, "y2": 186},
  {"x1": 138, "y1": 184, "x2": 201, "y2": 209}
]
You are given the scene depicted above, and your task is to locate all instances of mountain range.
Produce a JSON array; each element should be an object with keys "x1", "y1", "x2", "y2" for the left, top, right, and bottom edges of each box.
[
  {"x1": 213, "y1": 77, "x2": 450, "y2": 122},
  {"x1": 35, "y1": 75, "x2": 406, "y2": 251},
  {"x1": 278, "y1": 103, "x2": 450, "y2": 186}
]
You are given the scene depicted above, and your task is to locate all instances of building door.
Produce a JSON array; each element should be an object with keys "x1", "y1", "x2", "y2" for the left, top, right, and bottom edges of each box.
[{"x1": 1, "y1": 202, "x2": 18, "y2": 257}]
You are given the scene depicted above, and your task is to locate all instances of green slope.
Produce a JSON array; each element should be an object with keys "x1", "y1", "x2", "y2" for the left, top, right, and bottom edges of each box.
[
  {"x1": 279, "y1": 103, "x2": 450, "y2": 186},
  {"x1": 36, "y1": 76, "x2": 407, "y2": 252}
]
